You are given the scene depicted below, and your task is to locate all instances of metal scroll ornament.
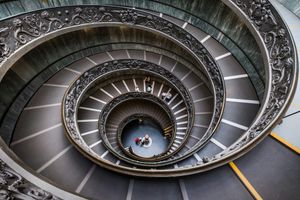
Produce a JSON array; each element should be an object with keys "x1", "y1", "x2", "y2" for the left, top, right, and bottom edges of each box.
[
  {"x1": 63, "y1": 59, "x2": 198, "y2": 166},
  {"x1": 1, "y1": 1, "x2": 296, "y2": 175},
  {"x1": 209, "y1": 0, "x2": 297, "y2": 162},
  {"x1": 99, "y1": 92, "x2": 177, "y2": 164},
  {"x1": 0, "y1": 27, "x2": 10, "y2": 62},
  {"x1": 0, "y1": 159, "x2": 60, "y2": 200},
  {"x1": 0, "y1": 6, "x2": 224, "y2": 133}
]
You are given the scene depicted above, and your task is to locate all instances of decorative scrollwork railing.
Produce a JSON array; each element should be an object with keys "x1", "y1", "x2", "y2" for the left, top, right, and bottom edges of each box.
[
  {"x1": 100, "y1": 94, "x2": 176, "y2": 163},
  {"x1": 204, "y1": 0, "x2": 298, "y2": 163},
  {"x1": 0, "y1": 0, "x2": 297, "y2": 179},
  {"x1": 0, "y1": 159, "x2": 61, "y2": 200},
  {"x1": 63, "y1": 59, "x2": 199, "y2": 167},
  {"x1": 61, "y1": 2, "x2": 297, "y2": 174},
  {"x1": 0, "y1": 5, "x2": 224, "y2": 137}
]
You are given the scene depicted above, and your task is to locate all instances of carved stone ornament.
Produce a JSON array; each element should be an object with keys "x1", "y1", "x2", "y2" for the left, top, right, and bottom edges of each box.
[{"x1": 0, "y1": 159, "x2": 60, "y2": 200}]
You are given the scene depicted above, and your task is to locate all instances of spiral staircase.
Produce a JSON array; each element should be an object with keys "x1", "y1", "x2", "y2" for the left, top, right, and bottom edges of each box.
[{"x1": 0, "y1": 0, "x2": 299, "y2": 199}]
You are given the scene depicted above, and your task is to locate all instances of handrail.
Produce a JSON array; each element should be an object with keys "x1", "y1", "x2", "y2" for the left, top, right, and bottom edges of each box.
[
  {"x1": 0, "y1": 41, "x2": 209, "y2": 144},
  {"x1": 0, "y1": 1, "x2": 296, "y2": 179},
  {"x1": 63, "y1": 60, "x2": 198, "y2": 167},
  {"x1": 0, "y1": 6, "x2": 225, "y2": 135},
  {"x1": 202, "y1": 0, "x2": 298, "y2": 164},
  {"x1": 62, "y1": 2, "x2": 297, "y2": 175},
  {"x1": 101, "y1": 93, "x2": 177, "y2": 163},
  {"x1": 0, "y1": 138, "x2": 87, "y2": 199}
]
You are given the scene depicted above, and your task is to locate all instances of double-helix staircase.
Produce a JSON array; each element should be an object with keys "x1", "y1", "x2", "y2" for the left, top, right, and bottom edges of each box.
[{"x1": 0, "y1": 1, "x2": 298, "y2": 200}]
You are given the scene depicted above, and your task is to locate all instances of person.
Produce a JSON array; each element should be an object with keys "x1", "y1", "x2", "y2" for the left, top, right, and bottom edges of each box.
[
  {"x1": 134, "y1": 137, "x2": 141, "y2": 145},
  {"x1": 140, "y1": 137, "x2": 145, "y2": 145},
  {"x1": 145, "y1": 76, "x2": 151, "y2": 85},
  {"x1": 135, "y1": 85, "x2": 140, "y2": 92},
  {"x1": 166, "y1": 92, "x2": 172, "y2": 101},
  {"x1": 146, "y1": 84, "x2": 152, "y2": 93},
  {"x1": 145, "y1": 76, "x2": 152, "y2": 93},
  {"x1": 162, "y1": 91, "x2": 172, "y2": 102},
  {"x1": 144, "y1": 134, "x2": 150, "y2": 144}
]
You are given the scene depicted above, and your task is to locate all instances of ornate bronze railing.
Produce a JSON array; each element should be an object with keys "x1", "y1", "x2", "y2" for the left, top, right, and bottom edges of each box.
[
  {"x1": 100, "y1": 93, "x2": 177, "y2": 163},
  {"x1": 0, "y1": 0, "x2": 296, "y2": 185},
  {"x1": 201, "y1": 0, "x2": 298, "y2": 164},
  {"x1": 63, "y1": 59, "x2": 198, "y2": 167},
  {"x1": 0, "y1": 6, "x2": 225, "y2": 136},
  {"x1": 0, "y1": 5, "x2": 225, "y2": 172}
]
